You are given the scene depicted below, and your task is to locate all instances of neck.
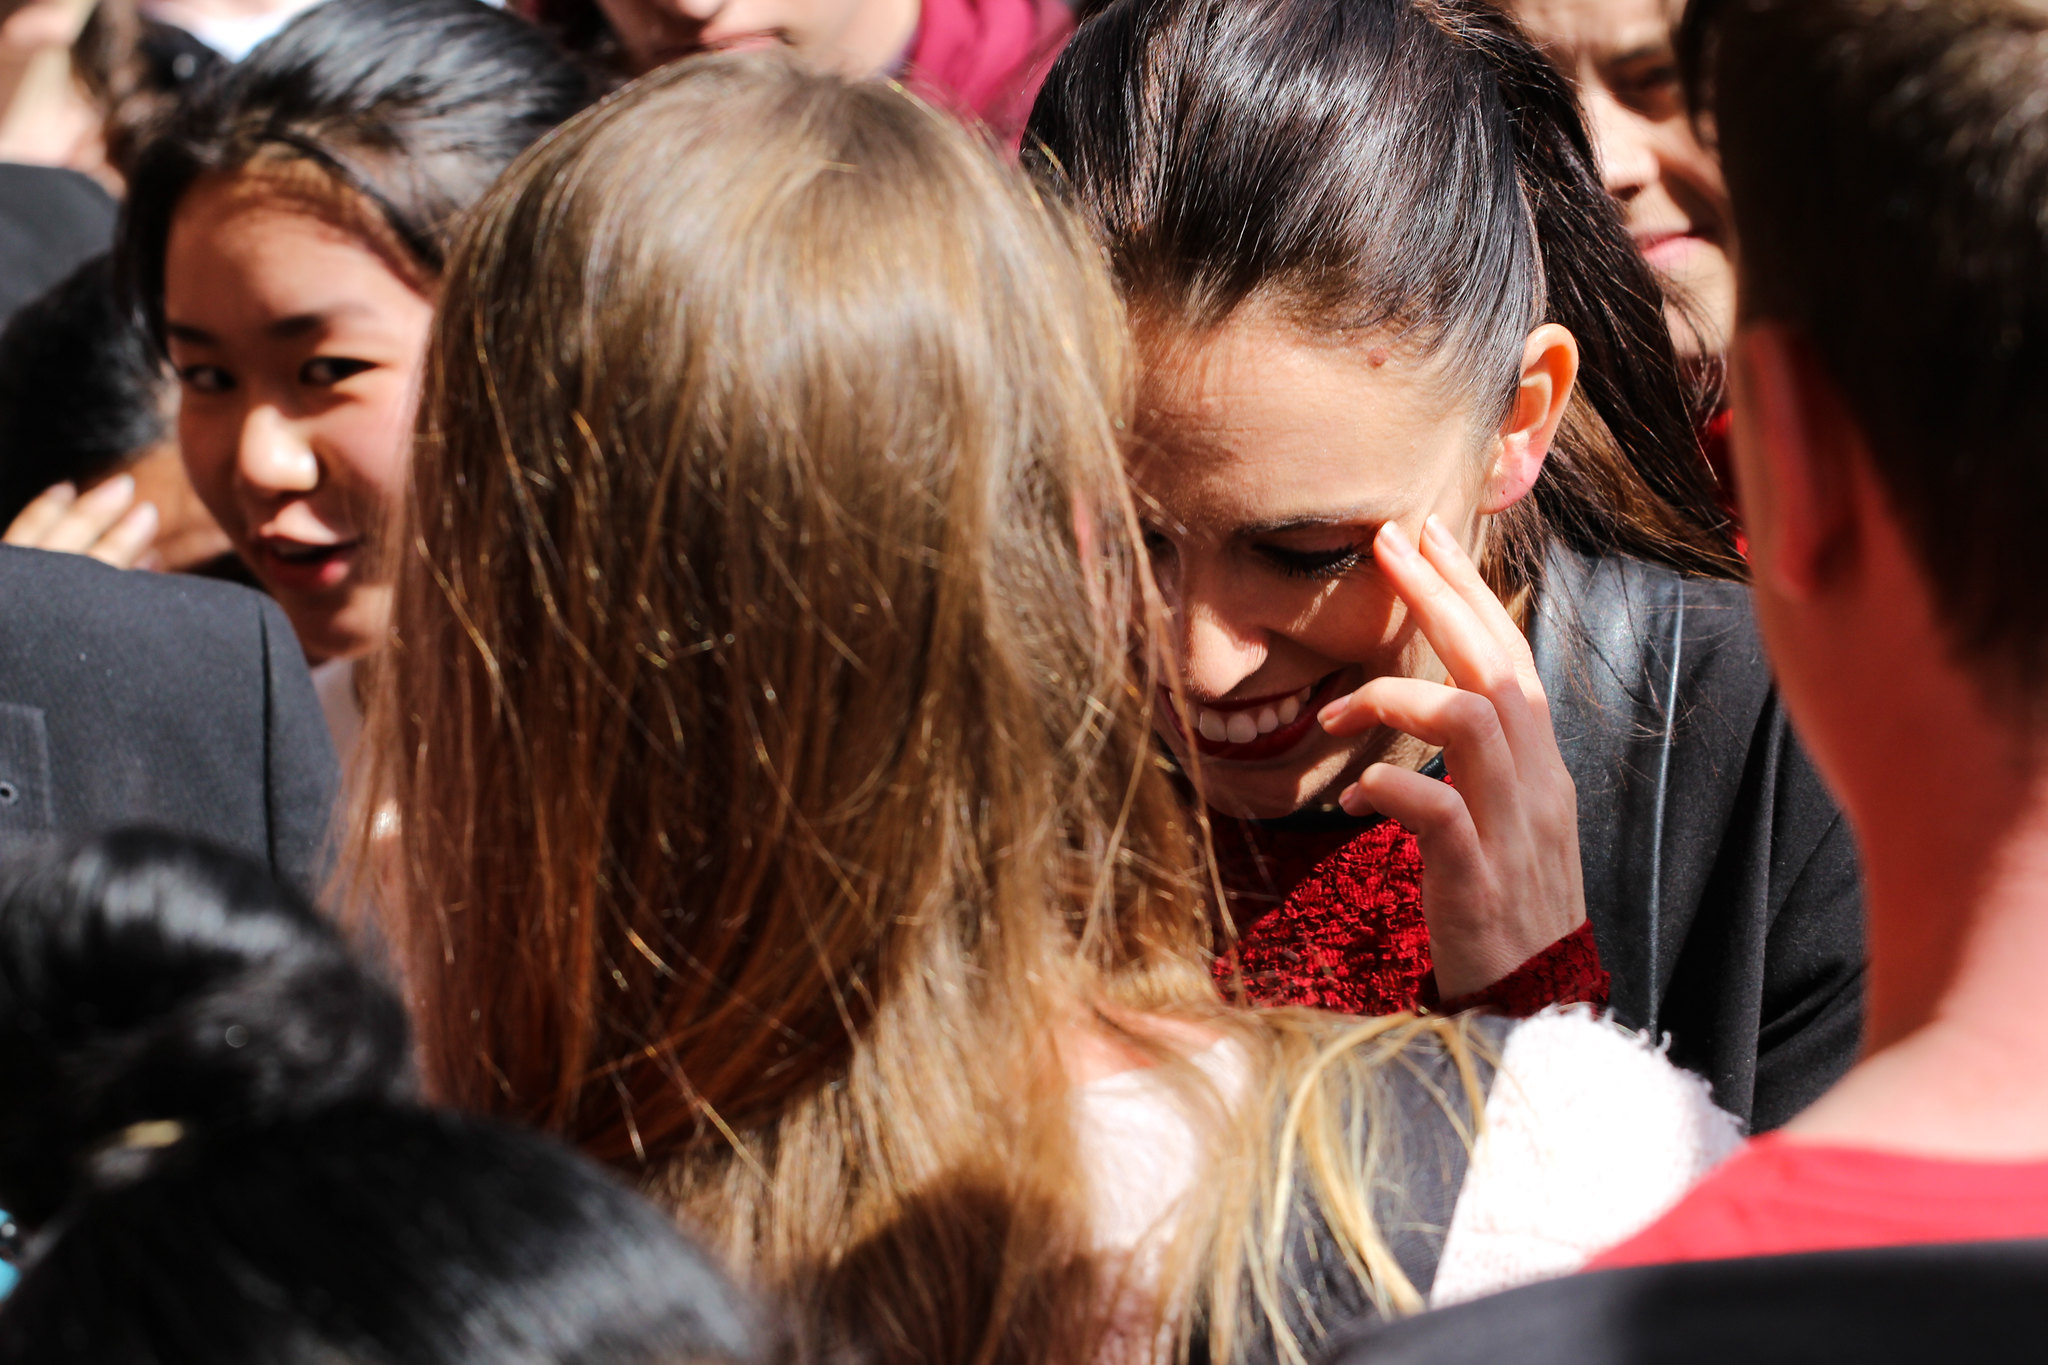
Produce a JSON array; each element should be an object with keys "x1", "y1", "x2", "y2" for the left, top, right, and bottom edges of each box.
[{"x1": 1791, "y1": 705, "x2": 2048, "y2": 1157}]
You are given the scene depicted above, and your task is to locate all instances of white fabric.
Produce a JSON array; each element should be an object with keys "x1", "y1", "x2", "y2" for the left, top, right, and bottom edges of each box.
[
  {"x1": 140, "y1": 0, "x2": 326, "y2": 60},
  {"x1": 1429, "y1": 1006, "x2": 1744, "y2": 1306},
  {"x1": 1071, "y1": 1008, "x2": 1740, "y2": 1358}
]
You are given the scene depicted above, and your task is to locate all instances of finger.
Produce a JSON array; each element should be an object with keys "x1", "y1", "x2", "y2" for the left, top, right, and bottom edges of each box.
[
  {"x1": 1418, "y1": 514, "x2": 1541, "y2": 688},
  {"x1": 1323, "y1": 675, "x2": 1520, "y2": 832},
  {"x1": 85, "y1": 502, "x2": 160, "y2": 569},
  {"x1": 36, "y1": 475, "x2": 139, "y2": 554},
  {"x1": 3, "y1": 482, "x2": 80, "y2": 545},
  {"x1": 1372, "y1": 519, "x2": 1543, "y2": 753},
  {"x1": 1339, "y1": 762, "x2": 1480, "y2": 867}
]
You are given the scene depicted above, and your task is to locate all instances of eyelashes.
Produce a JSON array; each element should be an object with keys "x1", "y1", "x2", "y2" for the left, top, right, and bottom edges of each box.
[{"x1": 1257, "y1": 542, "x2": 1369, "y2": 581}]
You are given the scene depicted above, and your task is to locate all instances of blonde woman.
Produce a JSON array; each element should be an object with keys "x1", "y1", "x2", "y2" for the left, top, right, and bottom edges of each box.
[{"x1": 365, "y1": 55, "x2": 1737, "y2": 1364}]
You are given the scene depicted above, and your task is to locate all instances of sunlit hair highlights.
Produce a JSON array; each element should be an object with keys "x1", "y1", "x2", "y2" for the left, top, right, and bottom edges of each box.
[{"x1": 364, "y1": 55, "x2": 1486, "y2": 1362}]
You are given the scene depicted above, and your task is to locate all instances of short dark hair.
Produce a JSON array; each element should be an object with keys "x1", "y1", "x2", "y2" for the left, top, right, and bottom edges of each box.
[
  {"x1": 120, "y1": 0, "x2": 593, "y2": 347},
  {"x1": 0, "y1": 254, "x2": 171, "y2": 525},
  {"x1": 1685, "y1": 0, "x2": 2048, "y2": 695},
  {"x1": 0, "y1": 831, "x2": 763, "y2": 1365}
]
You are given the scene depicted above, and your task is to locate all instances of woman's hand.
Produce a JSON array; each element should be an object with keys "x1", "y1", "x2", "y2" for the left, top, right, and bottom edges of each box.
[
  {"x1": 3, "y1": 476, "x2": 161, "y2": 569},
  {"x1": 1316, "y1": 514, "x2": 1585, "y2": 1000}
]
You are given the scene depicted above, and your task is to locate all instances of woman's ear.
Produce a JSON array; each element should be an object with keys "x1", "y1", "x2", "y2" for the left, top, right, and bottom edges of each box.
[{"x1": 1481, "y1": 323, "x2": 1580, "y2": 514}]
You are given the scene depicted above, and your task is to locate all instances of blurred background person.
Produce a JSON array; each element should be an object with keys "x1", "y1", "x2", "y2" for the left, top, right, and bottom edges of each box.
[
  {"x1": 0, "y1": 254, "x2": 236, "y2": 575},
  {"x1": 522, "y1": 0, "x2": 1074, "y2": 138}
]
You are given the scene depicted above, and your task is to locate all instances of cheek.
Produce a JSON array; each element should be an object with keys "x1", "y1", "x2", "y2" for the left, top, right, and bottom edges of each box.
[
  {"x1": 316, "y1": 376, "x2": 420, "y2": 511},
  {"x1": 1282, "y1": 577, "x2": 1413, "y2": 670},
  {"x1": 176, "y1": 405, "x2": 245, "y2": 528}
]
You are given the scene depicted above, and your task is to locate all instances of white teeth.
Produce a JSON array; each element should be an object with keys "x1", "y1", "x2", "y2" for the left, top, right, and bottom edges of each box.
[
  {"x1": 1225, "y1": 711, "x2": 1259, "y2": 745},
  {"x1": 1255, "y1": 707, "x2": 1280, "y2": 734},
  {"x1": 1277, "y1": 696, "x2": 1301, "y2": 726},
  {"x1": 1197, "y1": 709, "x2": 1229, "y2": 743},
  {"x1": 1295, "y1": 685, "x2": 1313, "y2": 703}
]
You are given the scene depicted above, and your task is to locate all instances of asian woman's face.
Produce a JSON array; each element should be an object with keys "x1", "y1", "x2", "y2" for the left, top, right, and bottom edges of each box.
[
  {"x1": 1135, "y1": 316, "x2": 1500, "y2": 820},
  {"x1": 163, "y1": 170, "x2": 434, "y2": 664}
]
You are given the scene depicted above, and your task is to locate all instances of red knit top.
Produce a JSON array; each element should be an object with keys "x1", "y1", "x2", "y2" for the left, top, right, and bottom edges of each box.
[{"x1": 1210, "y1": 806, "x2": 1609, "y2": 1018}]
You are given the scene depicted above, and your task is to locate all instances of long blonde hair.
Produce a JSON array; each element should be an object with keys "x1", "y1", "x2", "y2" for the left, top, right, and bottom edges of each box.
[{"x1": 364, "y1": 55, "x2": 1485, "y2": 1364}]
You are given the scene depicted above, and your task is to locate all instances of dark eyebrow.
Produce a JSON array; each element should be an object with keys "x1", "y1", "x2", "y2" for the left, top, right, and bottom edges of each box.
[
  {"x1": 1236, "y1": 509, "x2": 1391, "y2": 539},
  {"x1": 164, "y1": 322, "x2": 216, "y2": 346},
  {"x1": 1606, "y1": 41, "x2": 1677, "y2": 66},
  {"x1": 267, "y1": 304, "x2": 373, "y2": 340}
]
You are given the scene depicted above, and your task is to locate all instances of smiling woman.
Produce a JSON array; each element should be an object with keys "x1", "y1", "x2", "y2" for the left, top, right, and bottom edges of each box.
[
  {"x1": 1029, "y1": 0, "x2": 1866, "y2": 1130},
  {"x1": 117, "y1": 0, "x2": 591, "y2": 693}
]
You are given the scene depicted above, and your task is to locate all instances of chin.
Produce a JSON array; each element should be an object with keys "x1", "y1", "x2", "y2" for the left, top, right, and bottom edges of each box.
[{"x1": 1168, "y1": 734, "x2": 1360, "y2": 821}]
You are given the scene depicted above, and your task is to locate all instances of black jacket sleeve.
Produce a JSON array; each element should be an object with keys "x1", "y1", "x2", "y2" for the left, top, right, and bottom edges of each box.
[{"x1": 1534, "y1": 549, "x2": 1866, "y2": 1131}]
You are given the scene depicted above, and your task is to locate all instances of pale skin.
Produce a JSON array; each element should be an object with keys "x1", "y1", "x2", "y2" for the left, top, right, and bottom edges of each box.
[
  {"x1": 3, "y1": 444, "x2": 233, "y2": 573},
  {"x1": 1731, "y1": 323, "x2": 2048, "y2": 1160},
  {"x1": 1509, "y1": 0, "x2": 1735, "y2": 362},
  {"x1": 160, "y1": 168, "x2": 434, "y2": 664},
  {"x1": 589, "y1": 0, "x2": 920, "y2": 77},
  {"x1": 1136, "y1": 313, "x2": 1587, "y2": 997}
]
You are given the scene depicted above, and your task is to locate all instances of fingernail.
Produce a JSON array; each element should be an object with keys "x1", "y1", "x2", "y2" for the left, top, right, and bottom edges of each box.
[
  {"x1": 102, "y1": 474, "x2": 135, "y2": 499},
  {"x1": 1376, "y1": 520, "x2": 1417, "y2": 562},
  {"x1": 1423, "y1": 514, "x2": 1457, "y2": 549},
  {"x1": 1338, "y1": 784, "x2": 1373, "y2": 816},
  {"x1": 1316, "y1": 695, "x2": 1348, "y2": 728}
]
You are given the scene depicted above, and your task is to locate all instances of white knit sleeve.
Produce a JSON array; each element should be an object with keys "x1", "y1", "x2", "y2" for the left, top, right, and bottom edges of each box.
[{"x1": 1427, "y1": 1006, "x2": 1743, "y2": 1307}]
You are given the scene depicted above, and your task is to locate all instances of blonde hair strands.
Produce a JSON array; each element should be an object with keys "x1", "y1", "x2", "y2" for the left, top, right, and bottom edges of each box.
[{"x1": 362, "y1": 56, "x2": 1486, "y2": 1363}]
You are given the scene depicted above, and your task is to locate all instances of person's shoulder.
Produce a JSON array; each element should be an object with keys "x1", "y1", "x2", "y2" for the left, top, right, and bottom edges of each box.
[
  {"x1": 0, "y1": 546, "x2": 287, "y2": 655},
  {"x1": 1429, "y1": 1007, "x2": 1744, "y2": 1306}
]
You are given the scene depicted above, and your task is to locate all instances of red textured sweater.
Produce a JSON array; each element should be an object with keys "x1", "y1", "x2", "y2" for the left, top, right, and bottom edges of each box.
[{"x1": 1210, "y1": 807, "x2": 1609, "y2": 1017}]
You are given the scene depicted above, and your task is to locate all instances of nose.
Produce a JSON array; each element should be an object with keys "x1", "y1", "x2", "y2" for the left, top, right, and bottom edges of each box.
[
  {"x1": 235, "y1": 405, "x2": 320, "y2": 497},
  {"x1": 1170, "y1": 569, "x2": 1271, "y2": 702},
  {"x1": 1584, "y1": 87, "x2": 1659, "y2": 206},
  {"x1": 664, "y1": 0, "x2": 725, "y2": 20}
]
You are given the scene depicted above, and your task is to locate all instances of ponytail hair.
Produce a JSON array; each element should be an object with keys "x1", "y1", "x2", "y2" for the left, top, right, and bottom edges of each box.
[
  {"x1": 0, "y1": 831, "x2": 762, "y2": 1365},
  {"x1": 1023, "y1": 0, "x2": 1742, "y2": 591}
]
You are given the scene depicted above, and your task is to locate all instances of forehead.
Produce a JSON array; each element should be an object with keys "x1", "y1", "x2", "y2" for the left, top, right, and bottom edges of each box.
[
  {"x1": 163, "y1": 171, "x2": 429, "y2": 327},
  {"x1": 1132, "y1": 313, "x2": 1479, "y2": 528},
  {"x1": 1511, "y1": 0, "x2": 1677, "y2": 56}
]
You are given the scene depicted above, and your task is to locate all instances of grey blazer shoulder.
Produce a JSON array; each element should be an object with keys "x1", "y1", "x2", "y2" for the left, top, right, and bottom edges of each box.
[
  {"x1": 0, "y1": 546, "x2": 338, "y2": 894},
  {"x1": 1532, "y1": 546, "x2": 1865, "y2": 1131}
]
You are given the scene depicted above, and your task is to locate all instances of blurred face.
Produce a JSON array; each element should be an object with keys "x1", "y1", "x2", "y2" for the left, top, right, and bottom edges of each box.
[
  {"x1": 590, "y1": 0, "x2": 918, "y2": 76},
  {"x1": 163, "y1": 170, "x2": 434, "y2": 663},
  {"x1": 1135, "y1": 317, "x2": 1494, "y2": 819},
  {"x1": 119, "y1": 443, "x2": 233, "y2": 572},
  {"x1": 1511, "y1": 0, "x2": 1734, "y2": 361}
]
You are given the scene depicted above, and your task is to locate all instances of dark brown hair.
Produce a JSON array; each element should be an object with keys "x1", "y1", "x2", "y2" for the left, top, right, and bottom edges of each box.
[
  {"x1": 1025, "y1": 0, "x2": 1743, "y2": 592},
  {"x1": 1685, "y1": 0, "x2": 2048, "y2": 698}
]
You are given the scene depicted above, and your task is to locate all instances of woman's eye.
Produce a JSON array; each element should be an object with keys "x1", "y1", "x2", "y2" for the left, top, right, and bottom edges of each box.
[
  {"x1": 1257, "y1": 543, "x2": 1368, "y2": 581},
  {"x1": 300, "y1": 357, "x2": 375, "y2": 386},
  {"x1": 177, "y1": 364, "x2": 234, "y2": 394},
  {"x1": 1140, "y1": 527, "x2": 1177, "y2": 561}
]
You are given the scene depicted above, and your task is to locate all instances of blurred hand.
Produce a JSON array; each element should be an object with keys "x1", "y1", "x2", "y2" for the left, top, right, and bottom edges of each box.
[
  {"x1": 3, "y1": 476, "x2": 162, "y2": 569},
  {"x1": 1316, "y1": 514, "x2": 1585, "y2": 999}
]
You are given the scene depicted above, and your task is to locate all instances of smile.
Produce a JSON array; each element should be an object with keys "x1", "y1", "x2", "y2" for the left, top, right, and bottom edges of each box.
[{"x1": 1162, "y1": 670, "x2": 1350, "y2": 764}]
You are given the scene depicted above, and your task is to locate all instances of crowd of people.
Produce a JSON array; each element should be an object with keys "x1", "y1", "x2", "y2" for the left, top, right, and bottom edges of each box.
[{"x1": 0, "y1": 0, "x2": 2040, "y2": 1359}]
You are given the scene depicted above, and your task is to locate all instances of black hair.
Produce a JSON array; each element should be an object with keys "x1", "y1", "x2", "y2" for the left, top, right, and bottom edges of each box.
[
  {"x1": 1024, "y1": 0, "x2": 1742, "y2": 592},
  {"x1": 1682, "y1": 0, "x2": 2048, "y2": 702},
  {"x1": 120, "y1": 0, "x2": 594, "y2": 346},
  {"x1": 0, "y1": 255, "x2": 172, "y2": 526},
  {"x1": 0, "y1": 831, "x2": 763, "y2": 1365}
]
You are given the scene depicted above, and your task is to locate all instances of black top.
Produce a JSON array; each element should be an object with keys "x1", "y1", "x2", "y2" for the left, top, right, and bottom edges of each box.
[
  {"x1": 1533, "y1": 548, "x2": 1865, "y2": 1132},
  {"x1": 0, "y1": 165, "x2": 117, "y2": 328},
  {"x1": 1321, "y1": 1238, "x2": 2048, "y2": 1365},
  {"x1": 0, "y1": 546, "x2": 338, "y2": 894}
]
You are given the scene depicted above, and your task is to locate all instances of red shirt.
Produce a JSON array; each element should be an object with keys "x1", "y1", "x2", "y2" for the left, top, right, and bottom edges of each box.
[
  {"x1": 901, "y1": 0, "x2": 1075, "y2": 140},
  {"x1": 1594, "y1": 1133, "x2": 2048, "y2": 1267}
]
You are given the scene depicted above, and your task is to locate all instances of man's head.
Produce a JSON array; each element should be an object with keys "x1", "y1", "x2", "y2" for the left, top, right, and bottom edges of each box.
[{"x1": 1690, "y1": 0, "x2": 2048, "y2": 775}]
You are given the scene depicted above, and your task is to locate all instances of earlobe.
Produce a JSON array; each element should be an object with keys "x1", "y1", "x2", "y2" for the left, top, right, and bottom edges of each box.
[{"x1": 1481, "y1": 323, "x2": 1580, "y2": 514}]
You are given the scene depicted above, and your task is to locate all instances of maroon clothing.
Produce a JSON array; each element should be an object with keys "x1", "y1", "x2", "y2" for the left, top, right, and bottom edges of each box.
[
  {"x1": 900, "y1": 0, "x2": 1074, "y2": 140},
  {"x1": 1211, "y1": 805, "x2": 1610, "y2": 1017}
]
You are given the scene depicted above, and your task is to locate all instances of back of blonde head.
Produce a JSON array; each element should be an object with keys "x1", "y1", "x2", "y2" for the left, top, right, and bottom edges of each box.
[{"x1": 368, "y1": 55, "x2": 1484, "y2": 1364}]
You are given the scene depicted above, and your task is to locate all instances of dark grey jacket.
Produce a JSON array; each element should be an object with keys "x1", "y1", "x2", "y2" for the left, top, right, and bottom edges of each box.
[
  {"x1": 0, "y1": 545, "x2": 338, "y2": 894},
  {"x1": 1533, "y1": 547, "x2": 1865, "y2": 1132}
]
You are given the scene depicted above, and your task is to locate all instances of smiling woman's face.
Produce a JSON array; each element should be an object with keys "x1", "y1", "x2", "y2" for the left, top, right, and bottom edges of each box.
[
  {"x1": 1135, "y1": 314, "x2": 1500, "y2": 819},
  {"x1": 164, "y1": 169, "x2": 434, "y2": 664}
]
